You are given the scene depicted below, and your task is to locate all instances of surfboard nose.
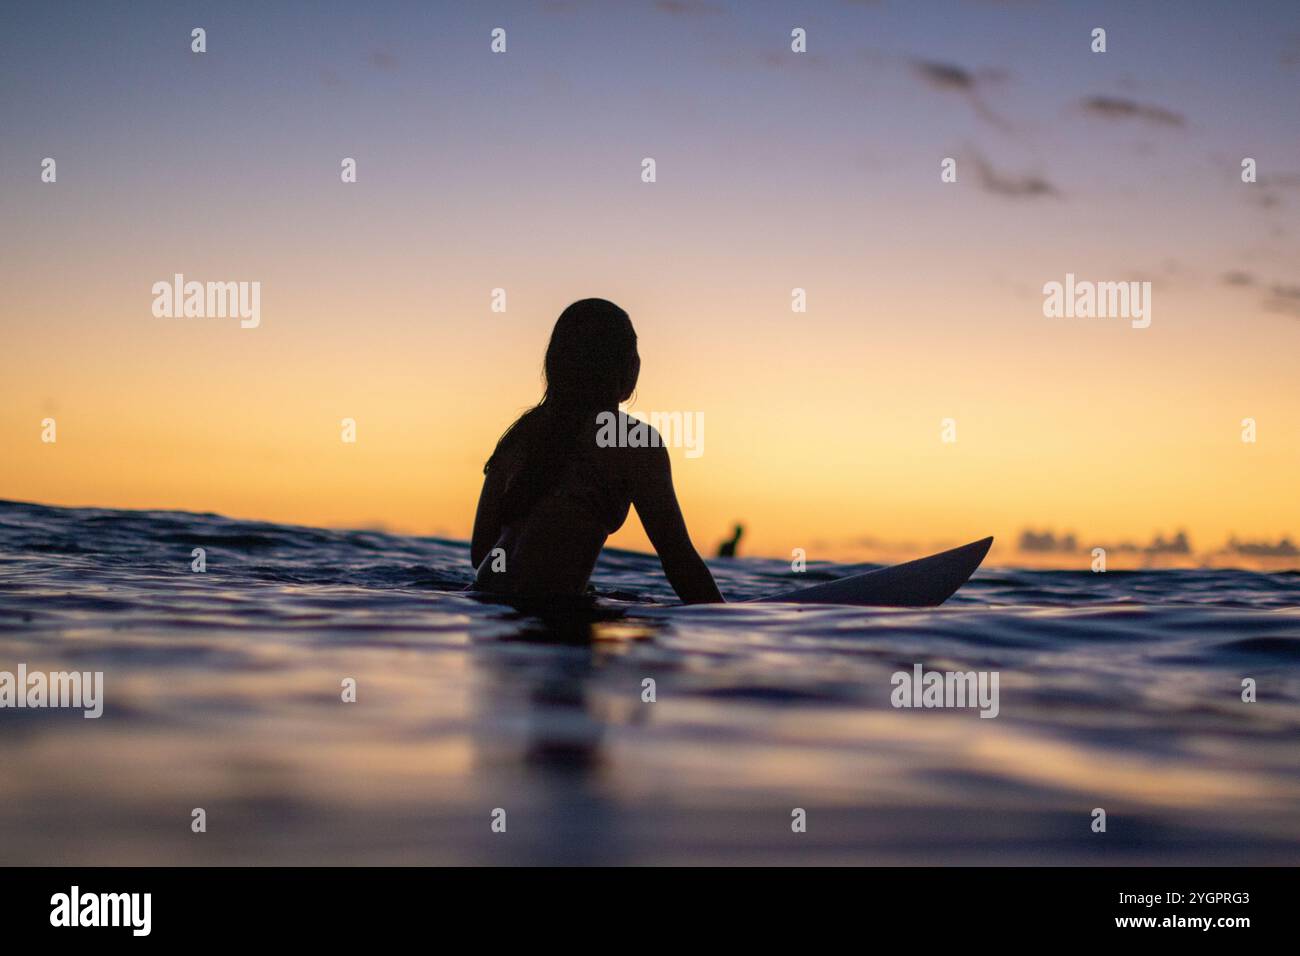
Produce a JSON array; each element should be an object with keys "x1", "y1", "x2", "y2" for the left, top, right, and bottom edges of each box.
[{"x1": 754, "y1": 535, "x2": 995, "y2": 607}]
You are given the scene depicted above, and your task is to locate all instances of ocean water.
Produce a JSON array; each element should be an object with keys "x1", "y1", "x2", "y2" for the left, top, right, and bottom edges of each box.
[{"x1": 0, "y1": 498, "x2": 1297, "y2": 865}]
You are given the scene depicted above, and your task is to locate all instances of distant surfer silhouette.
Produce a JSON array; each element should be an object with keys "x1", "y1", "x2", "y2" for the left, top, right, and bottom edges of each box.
[
  {"x1": 471, "y1": 299, "x2": 723, "y2": 604},
  {"x1": 717, "y1": 523, "x2": 744, "y2": 558}
]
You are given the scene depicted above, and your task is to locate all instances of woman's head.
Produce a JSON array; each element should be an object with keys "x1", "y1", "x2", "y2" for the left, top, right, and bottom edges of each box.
[
  {"x1": 542, "y1": 299, "x2": 639, "y2": 407},
  {"x1": 486, "y1": 299, "x2": 640, "y2": 520}
]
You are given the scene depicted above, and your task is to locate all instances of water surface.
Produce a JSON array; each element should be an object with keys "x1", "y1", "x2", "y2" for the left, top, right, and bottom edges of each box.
[{"x1": 1, "y1": 499, "x2": 1297, "y2": 864}]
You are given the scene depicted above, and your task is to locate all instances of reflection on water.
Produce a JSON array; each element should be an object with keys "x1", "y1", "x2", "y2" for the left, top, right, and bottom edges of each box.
[{"x1": 1, "y1": 499, "x2": 1298, "y2": 864}]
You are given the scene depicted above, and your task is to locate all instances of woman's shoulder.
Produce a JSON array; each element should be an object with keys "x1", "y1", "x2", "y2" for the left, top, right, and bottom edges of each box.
[
  {"x1": 485, "y1": 421, "x2": 529, "y2": 474},
  {"x1": 593, "y1": 413, "x2": 671, "y2": 485}
]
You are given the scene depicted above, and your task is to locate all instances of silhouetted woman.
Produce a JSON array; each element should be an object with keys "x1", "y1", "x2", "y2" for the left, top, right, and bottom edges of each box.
[{"x1": 471, "y1": 299, "x2": 723, "y2": 603}]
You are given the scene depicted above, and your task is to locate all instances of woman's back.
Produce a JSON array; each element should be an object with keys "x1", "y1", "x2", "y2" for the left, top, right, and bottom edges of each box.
[{"x1": 473, "y1": 420, "x2": 631, "y2": 595}]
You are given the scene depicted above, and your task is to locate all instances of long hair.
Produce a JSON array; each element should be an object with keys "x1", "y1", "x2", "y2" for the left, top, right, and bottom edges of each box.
[{"x1": 486, "y1": 299, "x2": 639, "y2": 524}]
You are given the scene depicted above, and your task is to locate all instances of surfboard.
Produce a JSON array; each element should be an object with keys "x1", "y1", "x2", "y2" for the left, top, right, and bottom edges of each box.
[{"x1": 752, "y1": 537, "x2": 993, "y2": 607}]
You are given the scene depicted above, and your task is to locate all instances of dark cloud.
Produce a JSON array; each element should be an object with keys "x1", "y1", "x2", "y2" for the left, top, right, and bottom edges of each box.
[
  {"x1": 368, "y1": 50, "x2": 399, "y2": 71},
  {"x1": 971, "y1": 153, "x2": 1059, "y2": 198},
  {"x1": 1018, "y1": 530, "x2": 1077, "y2": 553},
  {"x1": 1080, "y1": 96, "x2": 1185, "y2": 127},
  {"x1": 1143, "y1": 531, "x2": 1191, "y2": 556},
  {"x1": 1265, "y1": 284, "x2": 1300, "y2": 316},
  {"x1": 1228, "y1": 536, "x2": 1299, "y2": 558},
  {"x1": 1017, "y1": 529, "x2": 1193, "y2": 556},
  {"x1": 1221, "y1": 271, "x2": 1300, "y2": 316},
  {"x1": 653, "y1": 0, "x2": 725, "y2": 15},
  {"x1": 912, "y1": 60, "x2": 1013, "y2": 131},
  {"x1": 913, "y1": 60, "x2": 1009, "y2": 91},
  {"x1": 914, "y1": 60, "x2": 977, "y2": 91}
]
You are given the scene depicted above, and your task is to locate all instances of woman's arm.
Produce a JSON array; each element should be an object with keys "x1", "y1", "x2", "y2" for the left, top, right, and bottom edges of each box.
[
  {"x1": 470, "y1": 463, "x2": 510, "y2": 569},
  {"x1": 631, "y1": 443, "x2": 724, "y2": 604}
]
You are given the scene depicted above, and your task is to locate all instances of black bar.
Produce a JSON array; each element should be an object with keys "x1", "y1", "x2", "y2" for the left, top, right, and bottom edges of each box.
[{"x1": 0, "y1": 867, "x2": 1286, "y2": 941}]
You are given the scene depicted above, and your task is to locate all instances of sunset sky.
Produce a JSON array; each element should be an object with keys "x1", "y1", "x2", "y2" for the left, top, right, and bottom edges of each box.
[{"x1": 2, "y1": 0, "x2": 1298, "y2": 567}]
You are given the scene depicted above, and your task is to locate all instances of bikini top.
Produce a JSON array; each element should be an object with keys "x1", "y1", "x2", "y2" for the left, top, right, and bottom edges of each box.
[{"x1": 536, "y1": 449, "x2": 630, "y2": 536}]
